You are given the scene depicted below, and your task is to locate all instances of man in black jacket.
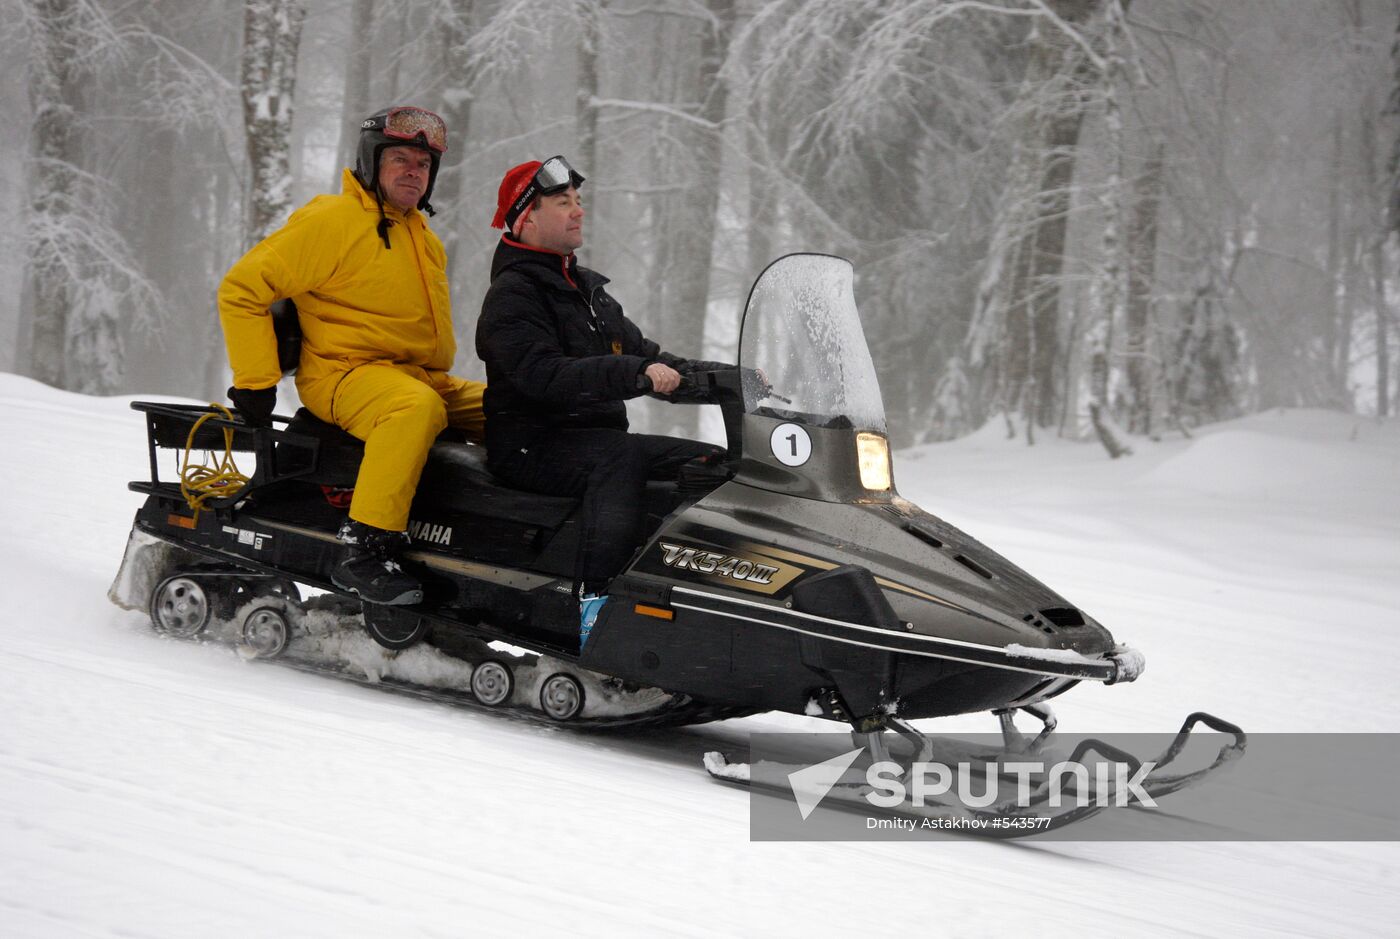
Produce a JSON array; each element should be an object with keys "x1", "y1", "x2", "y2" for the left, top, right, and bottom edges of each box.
[{"x1": 476, "y1": 156, "x2": 726, "y2": 634}]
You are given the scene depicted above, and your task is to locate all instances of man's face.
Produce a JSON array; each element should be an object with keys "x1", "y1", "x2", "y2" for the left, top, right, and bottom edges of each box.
[
  {"x1": 521, "y1": 186, "x2": 584, "y2": 255},
  {"x1": 378, "y1": 145, "x2": 433, "y2": 212}
]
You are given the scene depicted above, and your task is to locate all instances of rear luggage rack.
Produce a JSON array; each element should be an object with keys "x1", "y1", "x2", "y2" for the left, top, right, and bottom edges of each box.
[{"x1": 130, "y1": 401, "x2": 321, "y2": 510}]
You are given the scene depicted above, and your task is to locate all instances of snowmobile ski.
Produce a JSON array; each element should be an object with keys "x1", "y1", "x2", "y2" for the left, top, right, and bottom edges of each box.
[{"x1": 703, "y1": 710, "x2": 1246, "y2": 837}]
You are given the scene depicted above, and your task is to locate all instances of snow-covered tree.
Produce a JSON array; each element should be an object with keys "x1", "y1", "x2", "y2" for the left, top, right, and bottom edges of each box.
[
  {"x1": 16, "y1": 0, "x2": 166, "y2": 394},
  {"x1": 241, "y1": 0, "x2": 305, "y2": 244},
  {"x1": 970, "y1": 0, "x2": 1106, "y2": 437},
  {"x1": 641, "y1": 0, "x2": 737, "y2": 438},
  {"x1": 1169, "y1": 229, "x2": 1243, "y2": 426},
  {"x1": 427, "y1": 0, "x2": 479, "y2": 278},
  {"x1": 331, "y1": 0, "x2": 373, "y2": 187},
  {"x1": 2, "y1": 0, "x2": 1397, "y2": 435},
  {"x1": 19, "y1": 0, "x2": 85, "y2": 389}
]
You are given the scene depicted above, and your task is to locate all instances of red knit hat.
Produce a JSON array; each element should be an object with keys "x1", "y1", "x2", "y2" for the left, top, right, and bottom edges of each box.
[{"x1": 492, "y1": 160, "x2": 543, "y2": 234}]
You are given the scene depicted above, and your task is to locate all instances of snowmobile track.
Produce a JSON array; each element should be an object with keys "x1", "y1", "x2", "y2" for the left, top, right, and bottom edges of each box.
[{"x1": 264, "y1": 652, "x2": 761, "y2": 732}]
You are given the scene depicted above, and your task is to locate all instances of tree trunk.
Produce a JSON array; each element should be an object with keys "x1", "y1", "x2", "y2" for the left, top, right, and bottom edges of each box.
[
  {"x1": 1363, "y1": 90, "x2": 1393, "y2": 416},
  {"x1": 333, "y1": 0, "x2": 373, "y2": 188},
  {"x1": 20, "y1": 0, "x2": 82, "y2": 389},
  {"x1": 1089, "y1": 401, "x2": 1133, "y2": 458},
  {"x1": 657, "y1": 0, "x2": 736, "y2": 437},
  {"x1": 205, "y1": 162, "x2": 234, "y2": 399},
  {"x1": 1326, "y1": 115, "x2": 1346, "y2": 405},
  {"x1": 1123, "y1": 144, "x2": 1163, "y2": 433},
  {"x1": 1373, "y1": 234, "x2": 1391, "y2": 417},
  {"x1": 1386, "y1": 8, "x2": 1400, "y2": 240},
  {"x1": 241, "y1": 0, "x2": 305, "y2": 245},
  {"x1": 971, "y1": 0, "x2": 1103, "y2": 435},
  {"x1": 576, "y1": 1, "x2": 601, "y2": 178},
  {"x1": 432, "y1": 0, "x2": 476, "y2": 285},
  {"x1": 1027, "y1": 101, "x2": 1086, "y2": 428},
  {"x1": 381, "y1": 3, "x2": 409, "y2": 104},
  {"x1": 746, "y1": 122, "x2": 776, "y2": 290},
  {"x1": 1172, "y1": 231, "x2": 1242, "y2": 425},
  {"x1": 1084, "y1": 0, "x2": 1125, "y2": 431}
]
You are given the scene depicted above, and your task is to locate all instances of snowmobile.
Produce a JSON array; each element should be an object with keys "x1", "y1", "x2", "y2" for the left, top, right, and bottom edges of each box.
[{"x1": 110, "y1": 253, "x2": 1242, "y2": 828}]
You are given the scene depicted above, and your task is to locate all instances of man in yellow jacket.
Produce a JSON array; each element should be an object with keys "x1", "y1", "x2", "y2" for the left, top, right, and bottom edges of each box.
[{"x1": 218, "y1": 106, "x2": 484, "y2": 606}]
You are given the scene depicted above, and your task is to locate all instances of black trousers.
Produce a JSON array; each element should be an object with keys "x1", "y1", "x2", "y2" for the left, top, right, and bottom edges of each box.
[{"x1": 489, "y1": 428, "x2": 723, "y2": 586}]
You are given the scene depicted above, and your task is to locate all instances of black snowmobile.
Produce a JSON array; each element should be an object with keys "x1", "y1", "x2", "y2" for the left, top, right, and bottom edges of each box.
[{"x1": 111, "y1": 253, "x2": 1241, "y2": 826}]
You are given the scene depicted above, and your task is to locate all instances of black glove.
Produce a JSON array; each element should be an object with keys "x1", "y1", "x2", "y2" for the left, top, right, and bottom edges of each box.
[
  {"x1": 227, "y1": 385, "x2": 277, "y2": 427},
  {"x1": 741, "y1": 367, "x2": 773, "y2": 400}
]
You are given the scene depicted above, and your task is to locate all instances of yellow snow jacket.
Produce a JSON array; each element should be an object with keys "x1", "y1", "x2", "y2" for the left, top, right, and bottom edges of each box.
[{"x1": 218, "y1": 169, "x2": 455, "y2": 391}]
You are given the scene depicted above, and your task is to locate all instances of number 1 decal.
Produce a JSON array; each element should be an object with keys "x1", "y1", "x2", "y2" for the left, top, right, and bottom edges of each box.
[{"x1": 770, "y1": 423, "x2": 812, "y2": 467}]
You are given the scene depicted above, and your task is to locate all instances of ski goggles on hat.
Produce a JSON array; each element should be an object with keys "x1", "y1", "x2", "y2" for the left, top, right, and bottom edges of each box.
[
  {"x1": 506, "y1": 155, "x2": 586, "y2": 228},
  {"x1": 534, "y1": 155, "x2": 585, "y2": 194},
  {"x1": 364, "y1": 106, "x2": 448, "y2": 153}
]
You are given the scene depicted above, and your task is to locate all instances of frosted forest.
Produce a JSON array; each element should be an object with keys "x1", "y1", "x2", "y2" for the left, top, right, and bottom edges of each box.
[
  {"x1": 4, "y1": 5, "x2": 1400, "y2": 933},
  {"x1": 3, "y1": 0, "x2": 1397, "y2": 448}
]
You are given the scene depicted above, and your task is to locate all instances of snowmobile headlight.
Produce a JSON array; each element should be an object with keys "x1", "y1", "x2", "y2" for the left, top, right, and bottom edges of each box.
[{"x1": 856, "y1": 432, "x2": 891, "y2": 491}]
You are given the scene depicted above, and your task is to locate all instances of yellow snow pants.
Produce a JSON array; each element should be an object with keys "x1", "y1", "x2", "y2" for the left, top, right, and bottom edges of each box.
[{"x1": 299, "y1": 363, "x2": 485, "y2": 532}]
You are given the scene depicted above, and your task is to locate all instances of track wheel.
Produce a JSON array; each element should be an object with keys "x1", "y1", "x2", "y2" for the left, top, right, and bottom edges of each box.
[
  {"x1": 150, "y1": 575, "x2": 213, "y2": 638},
  {"x1": 471, "y1": 661, "x2": 514, "y2": 707},
  {"x1": 271, "y1": 579, "x2": 301, "y2": 601},
  {"x1": 241, "y1": 605, "x2": 291, "y2": 659},
  {"x1": 362, "y1": 604, "x2": 429, "y2": 651},
  {"x1": 539, "y1": 673, "x2": 585, "y2": 721}
]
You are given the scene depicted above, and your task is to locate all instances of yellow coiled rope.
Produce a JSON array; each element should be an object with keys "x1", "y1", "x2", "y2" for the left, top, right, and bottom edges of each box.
[{"x1": 180, "y1": 404, "x2": 252, "y2": 521}]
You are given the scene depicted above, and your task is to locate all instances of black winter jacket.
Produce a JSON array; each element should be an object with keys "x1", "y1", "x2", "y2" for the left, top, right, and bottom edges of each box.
[{"x1": 475, "y1": 237, "x2": 725, "y2": 455}]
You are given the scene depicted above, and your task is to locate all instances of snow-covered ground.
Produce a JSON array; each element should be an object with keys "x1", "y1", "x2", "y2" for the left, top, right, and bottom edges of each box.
[{"x1": 1, "y1": 372, "x2": 1397, "y2": 936}]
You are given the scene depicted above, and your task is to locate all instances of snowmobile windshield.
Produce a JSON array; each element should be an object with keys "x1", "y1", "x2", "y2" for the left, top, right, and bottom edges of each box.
[{"x1": 738, "y1": 254, "x2": 886, "y2": 433}]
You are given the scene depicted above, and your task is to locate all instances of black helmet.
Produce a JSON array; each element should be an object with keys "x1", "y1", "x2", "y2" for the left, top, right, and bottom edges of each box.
[{"x1": 354, "y1": 106, "x2": 448, "y2": 214}]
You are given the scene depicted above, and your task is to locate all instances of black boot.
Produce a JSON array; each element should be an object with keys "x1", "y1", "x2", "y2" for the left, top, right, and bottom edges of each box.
[{"x1": 331, "y1": 519, "x2": 424, "y2": 606}]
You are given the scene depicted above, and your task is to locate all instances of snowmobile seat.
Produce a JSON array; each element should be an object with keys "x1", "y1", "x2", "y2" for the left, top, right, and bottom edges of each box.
[{"x1": 281, "y1": 408, "x2": 581, "y2": 528}]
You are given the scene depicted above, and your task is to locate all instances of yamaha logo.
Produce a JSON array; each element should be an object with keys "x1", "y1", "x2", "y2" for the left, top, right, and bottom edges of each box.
[{"x1": 408, "y1": 519, "x2": 453, "y2": 546}]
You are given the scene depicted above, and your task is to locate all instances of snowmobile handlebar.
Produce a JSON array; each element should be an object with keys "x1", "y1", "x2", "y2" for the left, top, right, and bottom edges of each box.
[
  {"x1": 692, "y1": 369, "x2": 746, "y2": 461},
  {"x1": 685, "y1": 367, "x2": 782, "y2": 462}
]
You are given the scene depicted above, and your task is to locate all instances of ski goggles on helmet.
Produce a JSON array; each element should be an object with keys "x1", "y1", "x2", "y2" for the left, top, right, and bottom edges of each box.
[
  {"x1": 505, "y1": 155, "x2": 586, "y2": 229},
  {"x1": 363, "y1": 106, "x2": 448, "y2": 153}
]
